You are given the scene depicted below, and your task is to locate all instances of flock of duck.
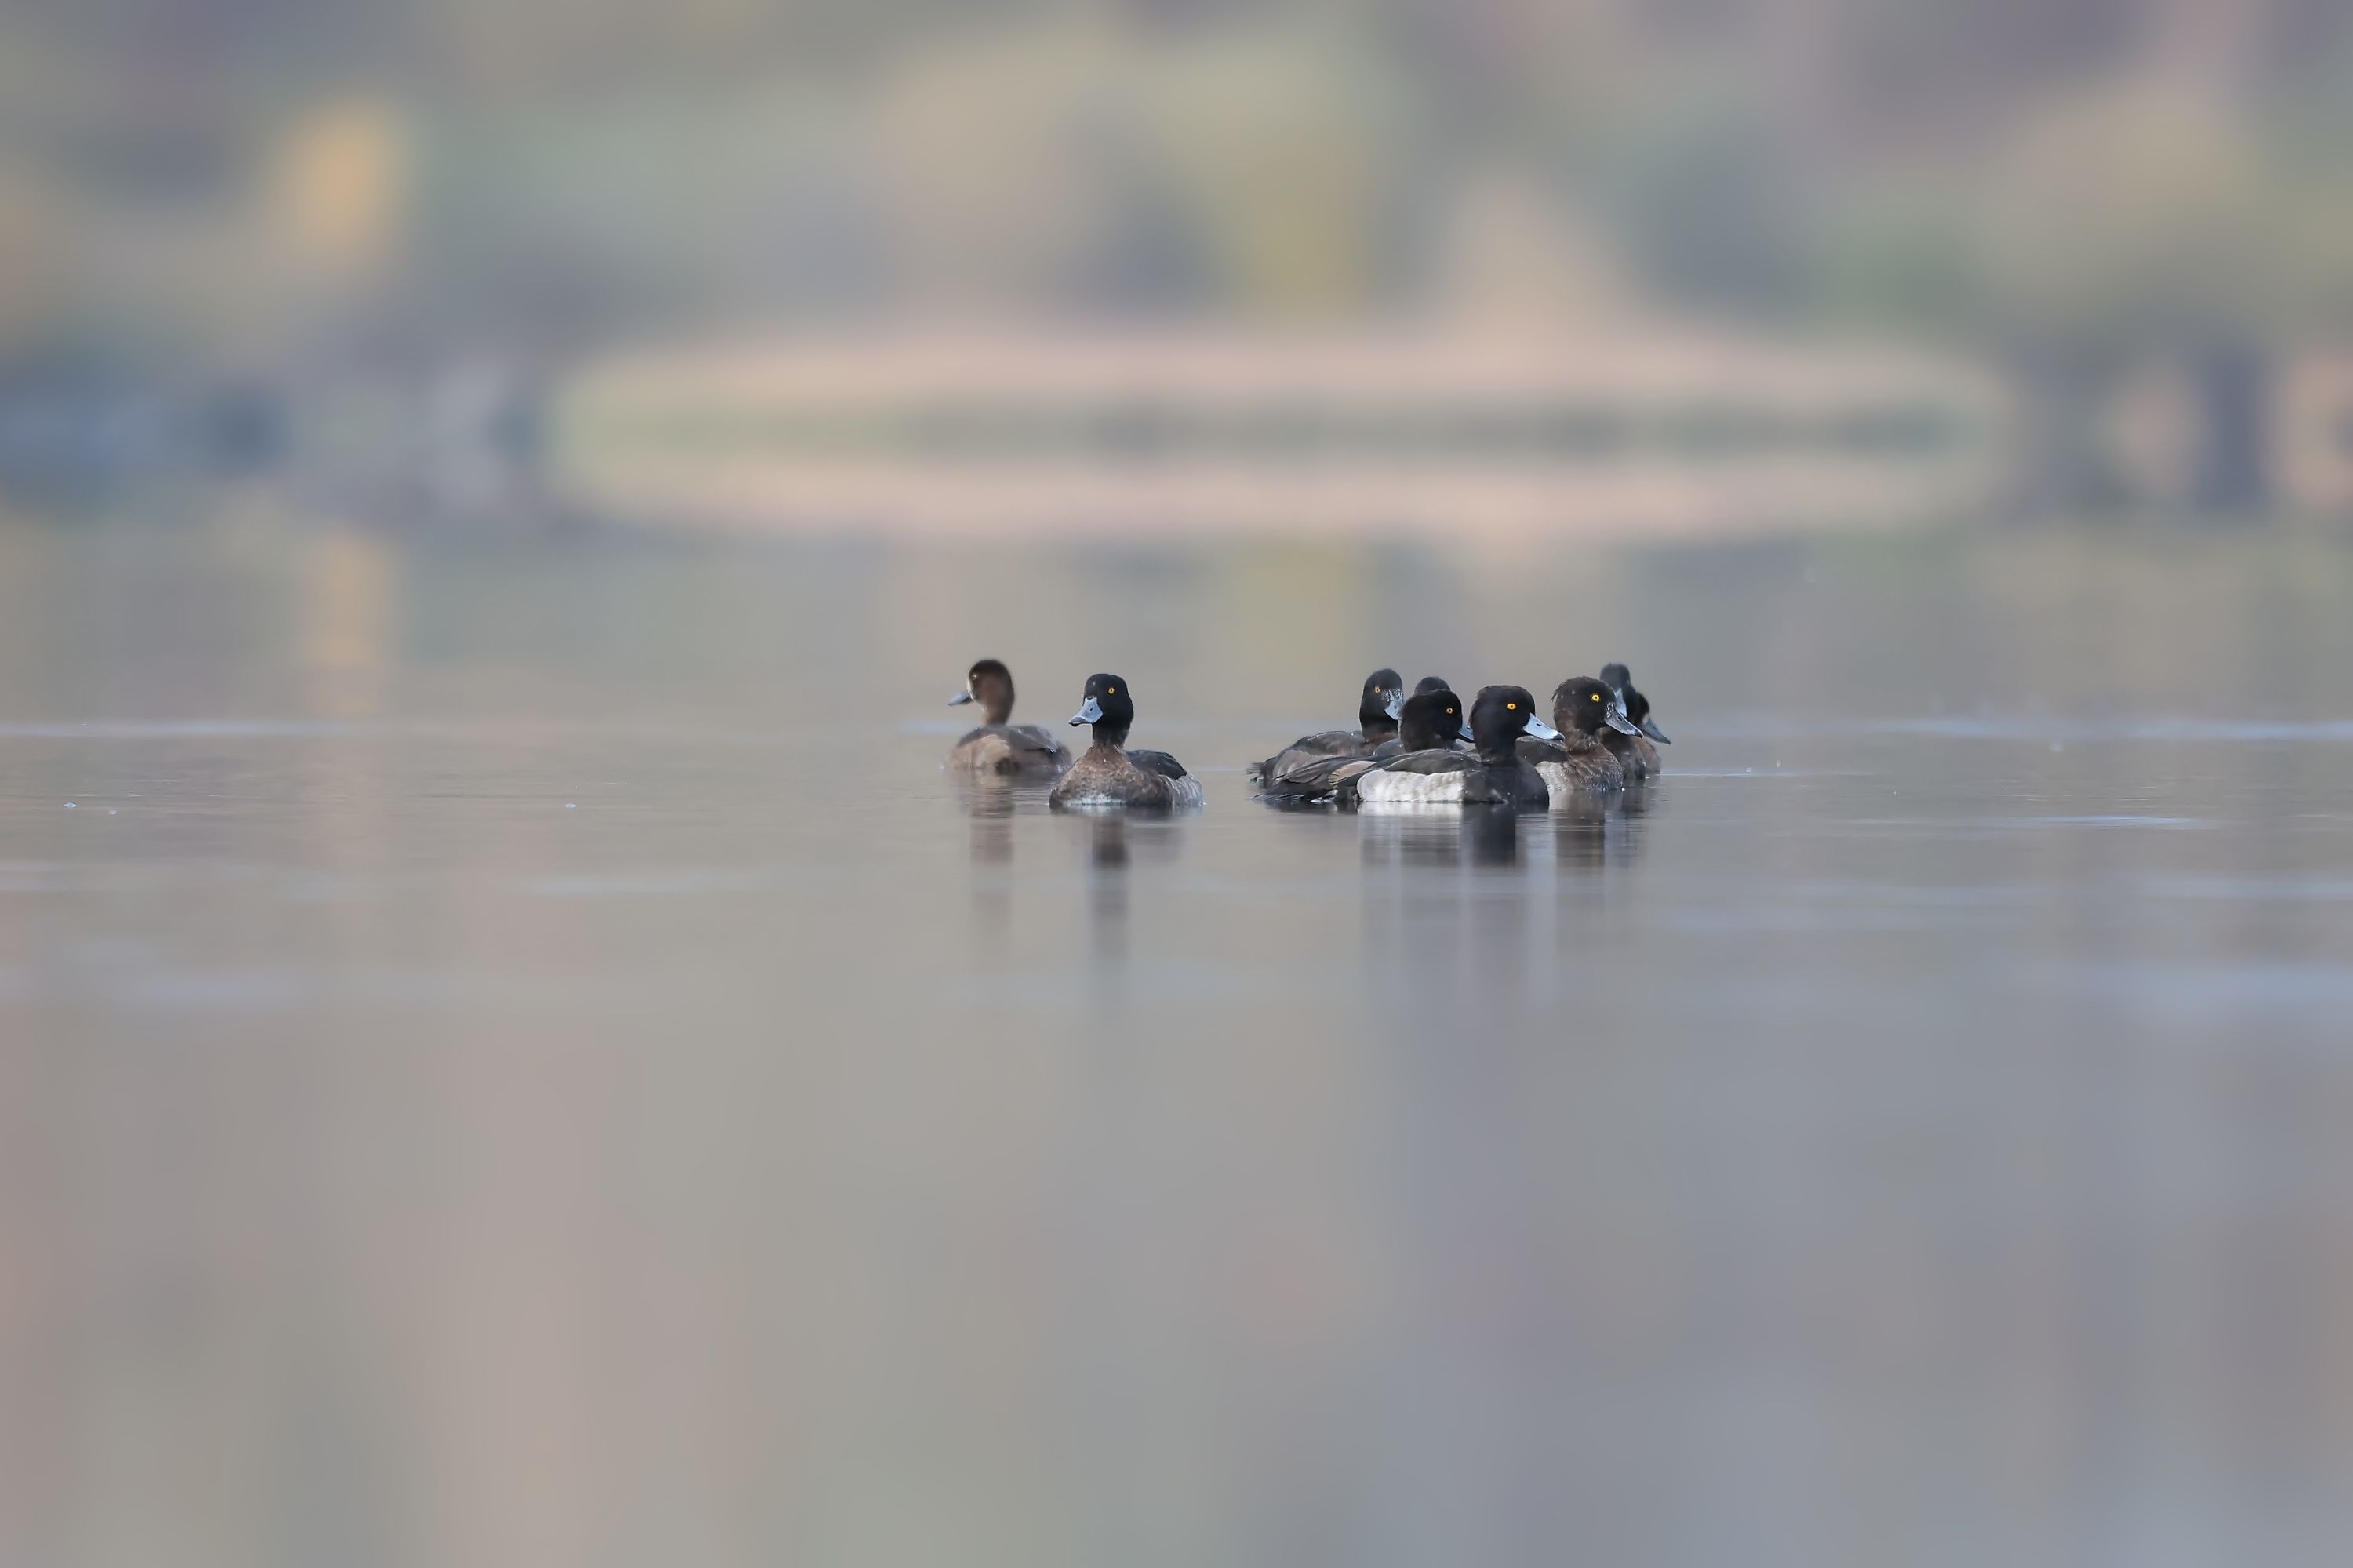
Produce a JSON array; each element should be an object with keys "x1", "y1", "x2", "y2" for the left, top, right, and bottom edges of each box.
[{"x1": 946, "y1": 660, "x2": 1671, "y2": 811}]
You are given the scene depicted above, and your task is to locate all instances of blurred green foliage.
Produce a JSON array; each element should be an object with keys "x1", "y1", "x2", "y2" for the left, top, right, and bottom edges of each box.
[{"x1": 0, "y1": 0, "x2": 2348, "y2": 369}]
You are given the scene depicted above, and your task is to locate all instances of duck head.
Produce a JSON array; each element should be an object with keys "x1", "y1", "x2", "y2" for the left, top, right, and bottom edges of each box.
[
  {"x1": 1554, "y1": 675, "x2": 1643, "y2": 739},
  {"x1": 951, "y1": 659, "x2": 1016, "y2": 724},
  {"x1": 1359, "y1": 668, "x2": 1406, "y2": 736},
  {"x1": 1468, "y1": 684, "x2": 1558, "y2": 764},
  {"x1": 1068, "y1": 672, "x2": 1136, "y2": 747},
  {"x1": 1395, "y1": 688, "x2": 1464, "y2": 752},
  {"x1": 1599, "y1": 661, "x2": 1669, "y2": 744}
]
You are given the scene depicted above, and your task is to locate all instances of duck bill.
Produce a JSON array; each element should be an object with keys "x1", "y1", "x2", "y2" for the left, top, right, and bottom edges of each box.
[
  {"x1": 1641, "y1": 718, "x2": 1671, "y2": 744},
  {"x1": 1458, "y1": 719, "x2": 1477, "y2": 742},
  {"x1": 1069, "y1": 697, "x2": 1103, "y2": 726},
  {"x1": 1602, "y1": 707, "x2": 1642, "y2": 737},
  {"x1": 1522, "y1": 715, "x2": 1562, "y2": 741},
  {"x1": 948, "y1": 691, "x2": 975, "y2": 706},
  {"x1": 1382, "y1": 692, "x2": 1404, "y2": 722}
]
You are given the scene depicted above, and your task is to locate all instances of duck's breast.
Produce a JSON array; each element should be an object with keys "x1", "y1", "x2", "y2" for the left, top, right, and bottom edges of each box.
[
  {"x1": 1050, "y1": 749, "x2": 1202, "y2": 809},
  {"x1": 1535, "y1": 760, "x2": 1580, "y2": 807},
  {"x1": 948, "y1": 728, "x2": 1015, "y2": 771},
  {"x1": 1603, "y1": 731, "x2": 1657, "y2": 780},
  {"x1": 1538, "y1": 749, "x2": 1624, "y2": 805},
  {"x1": 1047, "y1": 754, "x2": 1114, "y2": 805}
]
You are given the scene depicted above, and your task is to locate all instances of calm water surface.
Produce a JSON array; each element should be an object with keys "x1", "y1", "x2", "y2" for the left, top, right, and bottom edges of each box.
[{"x1": 5, "y1": 513, "x2": 2353, "y2": 1566}]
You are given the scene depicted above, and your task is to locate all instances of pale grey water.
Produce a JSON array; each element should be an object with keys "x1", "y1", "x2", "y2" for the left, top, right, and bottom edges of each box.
[{"x1": 6, "y1": 513, "x2": 2353, "y2": 1566}]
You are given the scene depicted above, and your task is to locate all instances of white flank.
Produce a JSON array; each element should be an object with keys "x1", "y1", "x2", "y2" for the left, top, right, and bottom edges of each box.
[{"x1": 1357, "y1": 768, "x2": 1468, "y2": 805}]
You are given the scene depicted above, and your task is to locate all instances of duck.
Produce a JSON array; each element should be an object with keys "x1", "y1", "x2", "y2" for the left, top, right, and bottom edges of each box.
[
  {"x1": 1356, "y1": 675, "x2": 1470, "y2": 760},
  {"x1": 1598, "y1": 661, "x2": 1670, "y2": 780},
  {"x1": 1247, "y1": 668, "x2": 1406, "y2": 787},
  {"x1": 947, "y1": 659, "x2": 1072, "y2": 775},
  {"x1": 1355, "y1": 684, "x2": 1557, "y2": 806},
  {"x1": 1049, "y1": 673, "x2": 1204, "y2": 810},
  {"x1": 1519, "y1": 675, "x2": 1641, "y2": 800},
  {"x1": 1257, "y1": 687, "x2": 1467, "y2": 806}
]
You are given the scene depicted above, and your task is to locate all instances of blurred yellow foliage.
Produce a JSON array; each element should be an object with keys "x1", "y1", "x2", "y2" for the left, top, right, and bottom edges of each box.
[
  {"x1": 268, "y1": 100, "x2": 410, "y2": 278},
  {"x1": 1144, "y1": 33, "x2": 1387, "y2": 317},
  {"x1": 0, "y1": 158, "x2": 65, "y2": 350},
  {"x1": 1975, "y1": 86, "x2": 2288, "y2": 337}
]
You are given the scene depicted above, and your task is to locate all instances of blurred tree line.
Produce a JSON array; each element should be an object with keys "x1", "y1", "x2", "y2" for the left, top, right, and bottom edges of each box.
[{"x1": 2, "y1": 0, "x2": 2351, "y2": 508}]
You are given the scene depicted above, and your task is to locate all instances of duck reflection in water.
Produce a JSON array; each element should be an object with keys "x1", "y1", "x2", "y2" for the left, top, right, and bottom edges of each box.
[
  {"x1": 1088, "y1": 812, "x2": 1129, "y2": 870},
  {"x1": 1073, "y1": 812, "x2": 1188, "y2": 970},
  {"x1": 1358, "y1": 803, "x2": 1523, "y2": 868},
  {"x1": 1465, "y1": 805, "x2": 1520, "y2": 868},
  {"x1": 955, "y1": 777, "x2": 1023, "y2": 950},
  {"x1": 1551, "y1": 794, "x2": 1611, "y2": 872},
  {"x1": 958, "y1": 777, "x2": 1018, "y2": 865},
  {"x1": 1551, "y1": 789, "x2": 1654, "y2": 872},
  {"x1": 1362, "y1": 807, "x2": 1468, "y2": 868}
]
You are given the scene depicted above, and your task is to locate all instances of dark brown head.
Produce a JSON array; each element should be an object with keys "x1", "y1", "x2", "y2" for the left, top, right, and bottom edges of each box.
[
  {"x1": 951, "y1": 659, "x2": 1016, "y2": 725},
  {"x1": 1395, "y1": 688, "x2": 1463, "y2": 752},
  {"x1": 1552, "y1": 675, "x2": 1643, "y2": 739}
]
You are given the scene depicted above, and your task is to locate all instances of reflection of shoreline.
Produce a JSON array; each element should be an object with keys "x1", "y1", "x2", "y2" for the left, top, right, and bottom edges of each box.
[
  {"x1": 560, "y1": 330, "x2": 2001, "y2": 539},
  {"x1": 565, "y1": 463, "x2": 1982, "y2": 541}
]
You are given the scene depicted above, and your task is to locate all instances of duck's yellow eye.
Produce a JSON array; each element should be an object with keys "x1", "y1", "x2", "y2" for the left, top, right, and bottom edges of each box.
[
  {"x1": 1107, "y1": 687, "x2": 1116, "y2": 695},
  {"x1": 1507, "y1": 701, "x2": 1517, "y2": 711},
  {"x1": 1591, "y1": 692, "x2": 1601, "y2": 701}
]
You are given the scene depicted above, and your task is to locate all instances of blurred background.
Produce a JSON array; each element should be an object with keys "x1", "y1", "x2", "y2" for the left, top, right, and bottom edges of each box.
[
  {"x1": 13, "y1": 6, "x2": 2353, "y2": 1568},
  {"x1": 2, "y1": 0, "x2": 2351, "y2": 526}
]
